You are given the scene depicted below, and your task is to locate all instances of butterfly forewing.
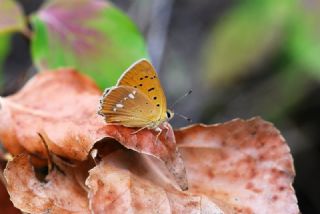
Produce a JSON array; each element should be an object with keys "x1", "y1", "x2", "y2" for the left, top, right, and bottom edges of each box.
[
  {"x1": 116, "y1": 59, "x2": 167, "y2": 120},
  {"x1": 99, "y1": 85, "x2": 160, "y2": 127}
]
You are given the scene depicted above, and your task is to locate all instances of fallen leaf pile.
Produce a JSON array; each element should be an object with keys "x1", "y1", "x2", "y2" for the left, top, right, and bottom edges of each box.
[{"x1": 0, "y1": 69, "x2": 299, "y2": 213}]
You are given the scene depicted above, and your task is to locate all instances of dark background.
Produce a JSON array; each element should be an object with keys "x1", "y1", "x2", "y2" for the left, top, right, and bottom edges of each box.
[{"x1": 1, "y1": 0, "x2": 319, "y2": 213}]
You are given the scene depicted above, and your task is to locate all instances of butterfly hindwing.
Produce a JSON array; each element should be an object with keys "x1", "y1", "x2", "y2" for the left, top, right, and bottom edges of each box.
[
  {"x1": 99, "y1": 85, "x2": 159, "y2": 127},
  {"x1": 116, "y1": 59, "x2": 167, "y2": 120}
]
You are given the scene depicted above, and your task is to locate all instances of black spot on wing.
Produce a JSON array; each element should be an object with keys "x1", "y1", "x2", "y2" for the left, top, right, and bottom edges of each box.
[{"x1": 148, "y1": 87, "x2": 155, "y2": 92}]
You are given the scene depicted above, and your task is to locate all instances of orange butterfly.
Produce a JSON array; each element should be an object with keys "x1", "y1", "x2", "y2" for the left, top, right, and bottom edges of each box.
[{"x1": 98, "y1": 59, "x2": 174, "y2": 133}]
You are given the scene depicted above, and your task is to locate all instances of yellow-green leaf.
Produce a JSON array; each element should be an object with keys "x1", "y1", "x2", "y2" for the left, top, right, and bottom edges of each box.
[{"x1": 0, "y1": 0, "x2": 26, "y2": 34}]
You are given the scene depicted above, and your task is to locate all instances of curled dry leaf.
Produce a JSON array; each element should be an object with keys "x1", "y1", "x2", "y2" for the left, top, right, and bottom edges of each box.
[
  {"x1": 2, "y1": 116, "x2": 299, "y2": 213},
  {"x1": 0, "y1": 69, "x2": 298, "y2": 213},
  {"x1": 0, "y1": 69, "x2": 187, "y2": 189},
  {"x1": 86, "y1": 149, "x2": 223, "y2": 214},
  {"x1": 0, "y1": 69, "x2": 102, "y2": 159},
  {"x1": 85, "y1": 118, "x2": 299, "y2": 213},
  {"x1": 96, "y1": 123, "x2": 188, "y2": 190},
  {"x1": 4, "y1": 153, "x2": 89, "y2": 213},
  {"x1": 175, "y1": 118, "x2": 299, "y2": 213}
]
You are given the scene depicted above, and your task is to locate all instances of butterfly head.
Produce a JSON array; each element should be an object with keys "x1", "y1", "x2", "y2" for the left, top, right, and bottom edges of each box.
[{"x1": 166, "y1": 109, "x2": 174, "y2": 121}]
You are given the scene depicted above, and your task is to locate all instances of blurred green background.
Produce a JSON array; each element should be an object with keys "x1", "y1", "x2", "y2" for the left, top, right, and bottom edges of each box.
[{"x1": 1, "y1": 0, "x2": 320, "y2": 213}]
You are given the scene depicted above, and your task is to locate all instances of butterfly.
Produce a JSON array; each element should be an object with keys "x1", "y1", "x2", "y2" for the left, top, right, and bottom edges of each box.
[{"x1": 98, "y1": 59, "x2": 174, "y2": 134}]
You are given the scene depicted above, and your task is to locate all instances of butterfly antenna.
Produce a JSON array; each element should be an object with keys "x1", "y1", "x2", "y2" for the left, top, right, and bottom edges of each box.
[
  {"x1": 175, "y1": 112, "x2": 192, "y2": 123},
  {"x1": 170, "y1": 89, "x2": 192, "y2": 109}
]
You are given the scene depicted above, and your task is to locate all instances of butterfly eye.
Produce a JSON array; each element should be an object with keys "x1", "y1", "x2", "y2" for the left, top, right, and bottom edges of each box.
[{"x1": 166, "y1": 111, "x2": 171, "y2": 119}]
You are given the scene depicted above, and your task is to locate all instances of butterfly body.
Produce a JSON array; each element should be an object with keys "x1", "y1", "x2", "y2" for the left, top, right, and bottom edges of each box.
[{"x1": 98, "y1": 59, "x2": 173, "y2": 131}]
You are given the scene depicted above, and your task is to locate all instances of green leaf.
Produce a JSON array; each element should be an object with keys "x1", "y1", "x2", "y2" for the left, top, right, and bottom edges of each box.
[
  {"x1": 202, "y1": 1, "x2": 293, "y2": 87},
  {"x1": 285, "y1": 4, "x2": 320, "y2": 78},
  {"x1": 0, "y1": 0, "x2": 26, "y2": 34},
  {"x1": 31, "y1": 0, "x2": 149, "y2": 89},
  {"x1": 0, "y1": 34, "x2": 10, "y2": 90}
]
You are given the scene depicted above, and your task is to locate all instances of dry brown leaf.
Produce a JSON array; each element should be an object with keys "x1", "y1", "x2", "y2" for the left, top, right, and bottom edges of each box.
[
  {"x1": 0, "y1": 69, "x2": 187, "y2": 190},
  {"x1": 4, "y1": 153, "x2": 90, "y2": 213},
  {"x1": 96, "y1": 123, "x2": 188, "y2": 190},
  {"x1": 86, "y1": 149, "x2": 223, "y2": 214},
  {"x1": 0, "y1": 69, "x2": 102, "y2": 160},
  {"x1": 86, "y1": 118, "x2": 299, "y2": 214},
  {"x1": 0, "y1": 70, "x2": 298, "y2": 213},
  {"x1": 2, "y1": 117, "x2": 299, "y2": 213},
  {"x1": 175, "y1": 118, "x2": 299, "y2": 214}
]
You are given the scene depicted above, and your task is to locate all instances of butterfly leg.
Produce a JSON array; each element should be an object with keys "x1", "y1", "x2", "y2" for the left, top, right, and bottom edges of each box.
[
  {"x1": 154, "y1": 127, "x2": 162, "y2": 144},
  {"x1": 131, "y1": 125, "x2": 148, "y2": 135}
]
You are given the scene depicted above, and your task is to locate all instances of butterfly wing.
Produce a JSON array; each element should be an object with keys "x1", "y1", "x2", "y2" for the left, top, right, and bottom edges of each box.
[
  {"x1": 99, "y1": 85, "x2": 160, "y2": 127},
  {"x1": 116, "y1": 59, "x2": 167, "y2": 121}
]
